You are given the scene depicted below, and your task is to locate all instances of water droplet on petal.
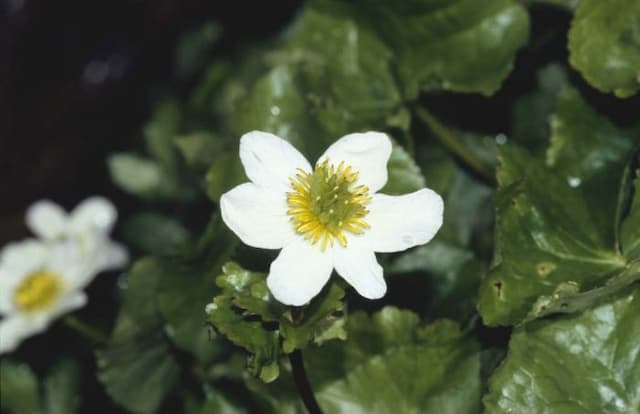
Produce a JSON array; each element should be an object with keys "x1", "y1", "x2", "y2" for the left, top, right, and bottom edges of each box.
[{"x1": 401, "y1": 234, "x2": 414, "y2": 245}]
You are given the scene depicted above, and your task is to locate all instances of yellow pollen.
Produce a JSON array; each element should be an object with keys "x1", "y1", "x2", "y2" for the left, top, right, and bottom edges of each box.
[
  {"x1": 286, "y1": 158, "x2": 372, "y2": 250},
  {"x1": 14, "y1": 270, "x2": 63, "y2": 313}
]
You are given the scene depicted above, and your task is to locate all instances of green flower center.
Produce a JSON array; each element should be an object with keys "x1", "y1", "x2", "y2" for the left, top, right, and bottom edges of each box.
[{"x1": 287, "y1": 159, "x2": 371, "y2": 250}]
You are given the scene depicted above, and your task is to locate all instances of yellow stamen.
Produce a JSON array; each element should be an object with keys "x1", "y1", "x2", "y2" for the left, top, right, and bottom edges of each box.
[
  {"x1": 14, "y1": 270, "x2": 63, "y2": 313},
  {"x1": 286, "y1": 158, "x2": 371, "y2": 250}
]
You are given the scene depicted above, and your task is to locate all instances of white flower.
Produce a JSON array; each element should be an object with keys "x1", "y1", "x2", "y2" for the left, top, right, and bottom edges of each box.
[
  {"x1": 0, "y1": 197, "x2": 128, "y2": 354},
  {"x1": 26, "y1": 197, "x2": 128, "y2": 268},
  {"x1": 220, "y1": 131, "x2": 444, "y2": 306}
]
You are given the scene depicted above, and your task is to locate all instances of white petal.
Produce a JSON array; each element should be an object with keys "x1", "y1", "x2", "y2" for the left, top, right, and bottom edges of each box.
[
  {"x1": 0, "y1": 294, "x2": 14, "y2": 316},
  {"x1": 69, "y1": 196, "x2": 118, "y2": 236},
  {"x1": 0, "y1": 313, "x2": 49, "y2": 354},
  {"x1": 97, "y1": 242, "x2": 129, "y2": 272},
  {"x1": 319, "y1": 132, "x2": 392, "y2": 193},
  {"x1": 26, "y1": 200, "x2": 68, "y2": 239},
  {"x1": 267, "y1": 239, "x2": 333, "y2": 305},
  {"x1": 52, "y1": 291, "x2": 88, "y2": 318},
  {"x1": 334, "y1": 242, "x2": 386, "y2": 299},
  {"x1": 0, "y1": 315, "x2": 33, "y2": 354},
  {"x1": 239, "y1": 131, "x2": 312, "y2": 191},
  {"x1": 0, "y1": 240, "x2": 48, "y2": 278},
  {"x1": 47, "y1": 241, "x2": 97, "y2": 290},
  {"x1": 0, "y1": 292, "x2": 87, "y2": 354},
  {"x1": 366, "y1": 189, "x2": 444, "y2": 253},
  {"x1": 221, "y1": 183, "x2": 296, "y2": 249}
]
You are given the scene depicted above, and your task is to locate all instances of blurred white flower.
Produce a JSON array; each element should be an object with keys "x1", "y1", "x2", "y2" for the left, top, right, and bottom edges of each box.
[
  {"x1": 220, "y1": 131, "x2": 443, "y2": 306},
  {"x1": 0, "y1": 197, "x2": 128, "y2": 354}
]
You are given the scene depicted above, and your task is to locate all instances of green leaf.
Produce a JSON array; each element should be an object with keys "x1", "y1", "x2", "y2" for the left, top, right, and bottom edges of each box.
[
  {"x1": 381, "y1": 143, "x2": 426, "y2": 195},
  {"x1": 511, "y1": 63, "x2": 568, "y2": 151},
  {"x1": 285, "y1": 5, "x2": 403, "y2": 142},
  {"x1": 478, "y1": 145, "x2": 628, "y2": 326},
  {"x1": 121, "y1": 212, "x2": 191, "y2": 255},
  {"x1": 205, "y1": 152, "x2": 246, "y2": 202},
  {"x1": 484, "y1": 288, "x2": 640, "y2": 413},
  {"x1": 547, "y1": 86, "x2": 636, "y2": 243},
  {"x1": 108, "y1": 153, "x2": 176, "y2": 199},
  {"x1": 96, "y1": 259, "x2": 180, "y2": 413},
  {"x1": 207, "y1": 262, "x2": 346, "y2": 382},
  {"x1": 214, "y1": 262, "x2": 287, "y2": 322},
  {"x1": 247, "y1": 309, "x2": 484, "y2": 414},
  {"x1": 207, "y1": 264, "x2": 283, "y2": 382},
  {"x1": 0, "y1": 359, "x2": 43, "y2": 414},
  {"x1": 389, "y1": 239, "x2": 486, "y2": 323},
  {"x1": 621, "y1": 161, "x2": 640, "y2": 260},
  {"x1": 419, "y1": 143, "x2": 494, "y2": 248},
  {"x1": 156, "y1": 260, "x2": 223, "y2": 364},
  {"x1": 328, "y1": 0, "x2": 530, "y2": 97},
  {"x1": 144, "y1": 100, "x2": 183, "y2": 172},
  {"x1": 195, "y1": 389, "x2": 246, "y2": 414},
  {"x1": 174, "y1": 132, "x2": 223, "y2": 172},
  {"x1": 568, "y1": 0, "x2": 640, "y2": 97},
  {"x1": 245, "y1": 367, "x2": 305, "y2": 414},
  {"x1": 304, "y1": 307, "x2": 483, "y2": 414},
  {"x1": 207, "y1": 295, "x2": 282, "y2": 383},
  {"x1": 225, "y1": 5, "x2": 405, "y2": 161},
  {"x1": 156, "y1": 216, "x2": 237, "y2": 364},
  {"x1": 279, "y1": 281, "x2": 346, "y2": 354},
  {"x1": 43, "y1": 358, "x2": 81, "y2": 414}
]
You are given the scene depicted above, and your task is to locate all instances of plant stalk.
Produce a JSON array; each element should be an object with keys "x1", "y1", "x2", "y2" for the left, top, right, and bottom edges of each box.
[
  {"x1": 415, "y1": 106, "x2": 497, "y2": 185},
  {"x1": 289, "y1": 349, "x2": 323, "y2": 414},
  {"x1": 63, "y1": 315, "x2": 108, "y2": 344}
]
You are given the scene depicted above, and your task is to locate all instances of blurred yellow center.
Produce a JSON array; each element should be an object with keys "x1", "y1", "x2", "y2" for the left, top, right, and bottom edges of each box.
[
  {"x1": 15, "y1": 271, "x2": 63, "y2": 312},
  {"x1": 287, "y1": 159, "x2": 371, "y2": 250}
]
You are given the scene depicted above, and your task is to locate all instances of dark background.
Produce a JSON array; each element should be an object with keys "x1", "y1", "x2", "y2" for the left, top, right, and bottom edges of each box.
[{"x1": 0, "y1": 0, "x2": 302, "y2": 245}]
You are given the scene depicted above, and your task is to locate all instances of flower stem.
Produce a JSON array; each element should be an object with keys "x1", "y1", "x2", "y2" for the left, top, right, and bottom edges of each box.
[
  {"x1": 289, "y1": 349, "x2": 323, "y2": 414},
  {"x1": 415, "y1": 106, "x2": 496, "y2": 185},
  {"x1": 63, "y1": 315, "x2": 108, "y2": 344}
]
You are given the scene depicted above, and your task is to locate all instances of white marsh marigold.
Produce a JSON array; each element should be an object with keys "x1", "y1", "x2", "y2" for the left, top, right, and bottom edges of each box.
[{"x1": 220, "y1": 131, "x2": 444, "y2": 306}]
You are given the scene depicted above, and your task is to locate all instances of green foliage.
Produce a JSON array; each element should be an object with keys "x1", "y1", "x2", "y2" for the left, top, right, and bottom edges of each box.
[
  {"x1": 307, "y1": 308, "x2": 483, "y2": 414},
  {"x1": 321, "y1": 0, "x2": 530, "y2": 97},
  {"x1": 0, "y1": 358, "x2": 81, "y2": 414},
  {"x1": 96, "y1": 259, "x2": 181, "y2": 413},
  {"x1": 478, "y1": 86, "x2": 640, "y2": 326},
  {"x1": 108, "y1": 153, "x2": 178, "y2": 199},
  {"x1": 43, "y1": 359, "x2": 81, "y2": 414},
  {"x1": 249, "y1": 307, "x2": 483, "y2": 414},
  {"x1": 121, "y1": 212, "x2": 191, "y2": 255},
  {"x1": 389, "y1": 240, "x2": 486, "y2": 323},
  {"x1": 568, "y1": 0, "x2": 640, "y2": 97},
  {"x1": 206, "y1": 262, "x2": 346, "y2": 382},
  {"x1": 547, "y1": 86, "x2": 637, "y2": 242},
  {"x1": 0, "y1": 359, "x2": 43, "y2": 414},
  {"x1": 381, "y1": 144, "x2": 426, "y2": 195},
  {"x1": 108, "y1": 100, "x2": 200, "y2": 201},
  {"x1": 484, "y1": 288, "x2": 640, "y2": 413},
  {"x1": 510, "y1": 63, "x2": 569, "y2": 152},
  {"x1": 621, "y1": 152, "x2": 640, "y2": 260}
]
